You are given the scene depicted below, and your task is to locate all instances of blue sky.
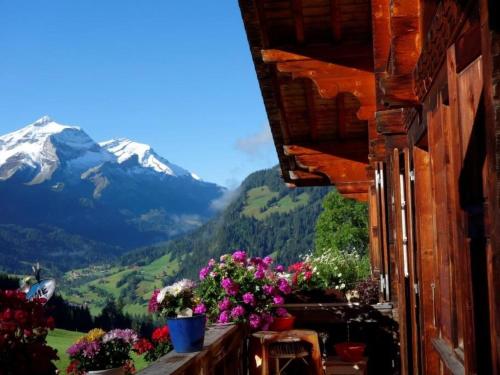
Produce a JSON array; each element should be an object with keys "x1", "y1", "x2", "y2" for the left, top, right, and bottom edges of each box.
[{"x1": 0, "y1": 1, "x2": 277, "y2": 187}]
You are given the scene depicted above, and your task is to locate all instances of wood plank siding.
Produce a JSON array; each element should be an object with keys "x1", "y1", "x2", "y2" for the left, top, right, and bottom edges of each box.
[{"x1": 238, "y1": 0, "x2": 500, "y2": 373}]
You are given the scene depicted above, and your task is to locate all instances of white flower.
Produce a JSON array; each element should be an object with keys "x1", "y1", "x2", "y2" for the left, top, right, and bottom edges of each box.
[
  {"x1": 338, "y1": 273, "x2": 342, "y2": 278},
  {"x1": 157, "y1": 287, "x2": 169, "y2": 303},
  {"x1": 177, "y1": 308, "x2": 193, "y2": 317},
  {"x1": 340, "y1": 283, "x2": 346, "y2": 290}
]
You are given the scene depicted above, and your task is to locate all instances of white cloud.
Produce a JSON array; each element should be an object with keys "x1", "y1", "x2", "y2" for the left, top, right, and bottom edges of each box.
[
  {"x1": 235, "y1": 125, "x2": 273, "y2": 158},
  {"x1": 210, "y1": 186, "x2": 241, "y2": 211}
]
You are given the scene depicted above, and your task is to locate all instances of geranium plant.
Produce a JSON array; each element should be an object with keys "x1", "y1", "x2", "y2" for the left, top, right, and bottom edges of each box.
[
  {"x1": 195, "y1": 250, "x2": 291, "y2": 330},
  {"x1": 0, "y1": 289, "x2": 58, "y2": 375},
  {"x1": 133, "y1": 326, "x2": 172, "y2": 362},
  {"x1": 66, "y1": 328, "x2": 138, "y2": 374},
  {"x1": 148, "y1": 279, "x2": 197, "y2": 318}
]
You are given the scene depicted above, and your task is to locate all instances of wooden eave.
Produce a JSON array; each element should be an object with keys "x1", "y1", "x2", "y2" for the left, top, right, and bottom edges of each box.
[{"x1": 239, "y1": 0, "x2": 376, "y2": 201}]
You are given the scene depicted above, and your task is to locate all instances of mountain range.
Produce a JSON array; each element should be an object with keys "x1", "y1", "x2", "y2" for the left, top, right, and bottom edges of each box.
[{"x1": 0, "y1": 116, "x2": 224, "y2": 274}]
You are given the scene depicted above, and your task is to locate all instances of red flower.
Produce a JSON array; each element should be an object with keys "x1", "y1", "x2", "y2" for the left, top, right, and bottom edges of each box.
[
  {"x1": 14, "y1": 309, "x2": 28, "y2": 324},
  {"x1": 66, "y1": 359, "x2": 81, "y2": 375},
  {"x1": 133, "y1": 338, "x2": 154, "y2": 354},
  {"x1": 152, "y1": 326, "x2": 170, "y2": 343},
  {"x1": 46, "y1": 316, "x2": 55, "y2": 330}
]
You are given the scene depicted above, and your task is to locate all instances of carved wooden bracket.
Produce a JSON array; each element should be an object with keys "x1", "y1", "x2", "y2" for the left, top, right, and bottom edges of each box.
[{"x1": 262, "y1": 49, "x2": 376, "y2": 121}]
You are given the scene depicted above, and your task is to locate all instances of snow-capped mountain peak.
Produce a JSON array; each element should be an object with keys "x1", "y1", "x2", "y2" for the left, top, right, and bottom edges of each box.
[
  {"x1": 0, "y1": 116, "x2": 113, "y2": 183},
  {"x1": 100, "y1": 138, "x2": 201, "y2": 180}
]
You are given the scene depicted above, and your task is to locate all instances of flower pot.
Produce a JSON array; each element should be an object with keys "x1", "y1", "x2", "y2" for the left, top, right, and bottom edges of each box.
[
  {"x1": 167, "y1": 314, "x2": 206, "y2": 353},
  {"x1": 87, "y1": 367, "x2": 124, "y2": 375},
  {"x1": 269, "y1": 315, "x2": 296, "y2": 331},
  {"x1": 334, "y1": 342, "x2": 366, "y2": 362}
]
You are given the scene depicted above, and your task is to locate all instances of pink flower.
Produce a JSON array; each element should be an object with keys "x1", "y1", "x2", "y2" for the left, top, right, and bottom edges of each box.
[
  {"x1": 194, "y1": 303, "x2": 207, "y2": 314},
  {"x1": 249, "y1": 313, "x2": 261, "y2": 329},
  {"x1": 231, "y1": 305, "x2": 245, "y2": 318},
  {"x1": 232, "y1": 250, "x2": 247, "y2": 263},
  {"x1": 148, "y1": 289, "x2": 160, "y2": 313},
  {"x1": 263, "y1": 285, "x2": 275, "y2": 295},
  {"x1": 254, "y1": 269, "x2": 265, "y2": 280},
  {"x1": 275, "y1": 265, "x2": 284, "y2": 272},
  {"x1": 277, "y1": 278, "x2": 292, "y2": 295},
  {"x1": 304, "y1": 271, "x2": 313, "y2": 280},
  {"x1": 263, "y1": 256, "x2": 273, "y2": 266},
  {"x1": 208, "y1": 258, "x2": 216, "y2": 267},
  {"x1": 273, "y1": 295, "x2": 285, "y2": 305},
  {"x1": 218, "y1": 297, "x2": 232, "y2": 311},
  {"x1": 276, "y1": 307, "x2": 288, "y2": 317},
  {"x1": 242, "y1": 292, "x2": 255, "y2": 306},
  {"x1": 199, "y1": 267, "x2": 210, "y2": 280},
  {"x1": 221, "y1": 278, "x2": 239, "y2": 296},
  {"x1": 218, "y1": 310, "x2": 231, "y2": 324}
]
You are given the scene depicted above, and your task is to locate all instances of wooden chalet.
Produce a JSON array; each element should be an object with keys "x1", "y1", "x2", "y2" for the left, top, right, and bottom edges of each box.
[{"x1": 237, "y1": 0, "x2": 500, "y2": 374}]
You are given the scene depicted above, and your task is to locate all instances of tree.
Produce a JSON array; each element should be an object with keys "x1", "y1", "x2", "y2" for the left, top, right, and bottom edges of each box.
[{"x1": 314, "y1": 190, "x2": 369, "y2": 255}]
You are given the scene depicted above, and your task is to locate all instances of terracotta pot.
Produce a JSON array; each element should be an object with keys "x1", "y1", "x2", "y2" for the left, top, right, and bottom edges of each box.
[
  {"x1": 87, "y1": 367, "x2": 124, "y2": 375},
  {"x1": 334, "y1": 342, "x2": 366, "y2": 362}
]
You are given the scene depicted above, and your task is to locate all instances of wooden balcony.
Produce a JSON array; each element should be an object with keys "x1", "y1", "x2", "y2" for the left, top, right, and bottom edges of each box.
[
  {"x1": 137, "y1": 303, "x2": 398, "y2": 374},
  {"x1": 137, "y1": 324, "x2": 246, "y2": 375}
]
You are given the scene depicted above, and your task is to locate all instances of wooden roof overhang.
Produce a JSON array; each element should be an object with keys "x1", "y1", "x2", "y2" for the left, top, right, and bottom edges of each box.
[{"x1": 239, "y1": 0, "x2": 376, "y2": 201}]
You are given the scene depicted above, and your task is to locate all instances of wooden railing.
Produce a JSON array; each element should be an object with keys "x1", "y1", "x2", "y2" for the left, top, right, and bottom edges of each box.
[{"x1": 137, "y1": 324, "x2": 246, "y2": 375}]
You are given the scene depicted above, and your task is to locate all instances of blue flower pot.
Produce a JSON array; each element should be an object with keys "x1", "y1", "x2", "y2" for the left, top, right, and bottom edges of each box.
[{"x1": 167, "y1": 314, "x2": 206, "y2": 353}]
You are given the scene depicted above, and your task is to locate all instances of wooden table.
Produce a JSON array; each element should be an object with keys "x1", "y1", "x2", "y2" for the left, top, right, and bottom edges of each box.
[
  {"x1": 137, "y1": 324, "x2": 245, "y2": 375},
  {"x1": 248, "y1": 329, "x2": 323, "y2": 375}
]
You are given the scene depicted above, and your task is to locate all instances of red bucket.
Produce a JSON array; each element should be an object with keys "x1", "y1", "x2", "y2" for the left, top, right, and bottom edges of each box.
[
  {"x1": 269, "y1": 315, "x2": 296, "y2": 331},
  {"x1": 334, "y1": 342, "x2": 366, "y2": 362}
]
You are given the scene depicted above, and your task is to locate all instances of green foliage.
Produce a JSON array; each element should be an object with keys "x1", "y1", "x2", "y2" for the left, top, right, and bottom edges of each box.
[{"x1": 314, "y1": 190, "x2": 369, "y2": 255}]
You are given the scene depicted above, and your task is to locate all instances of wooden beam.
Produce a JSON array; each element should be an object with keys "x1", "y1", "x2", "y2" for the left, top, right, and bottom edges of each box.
[
  {"x1": 376, "y1": 108, "x2": 408, "y2": 134},
  {"x1": 304, "y1": 80, "x2": 319, "y2": 141},
  {"x1": 330, "y1": 0, "x2": 342, "y2": 41},
  {"x1": 261, "y1": 45, "x2": 373, "y2": 70},
  {"x1": 336, "y1": 93, "x2": 347, "y2": 139},
  {"x1": 291, "y1": 0, "x2": 305, "y2": 45},
  {"x1": 255, "y1": 0, "x2": 270, "y2": 48}
]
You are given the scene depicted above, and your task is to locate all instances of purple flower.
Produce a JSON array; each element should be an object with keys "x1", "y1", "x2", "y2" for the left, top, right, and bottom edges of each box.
[
  {"x1": 263, "y1": 256, "x2": 273, "y2": 266},
  {"x1": 232, "y1": 250, "x2": 247, "y2": 263},
  {"x1": 249, "y1": 313, "x2": 261, "y2": 329},
  {"x1": 67, "y1": 342, "x2": 85, "y2": 356},
  {"x1": 194, "y1": 303, "x2": 207, "y2": 314},
  {"x1": 276, "y1": 307, "x2": 288, "y2": 317},
  {"x1": 231, "y1": 305, "x2": 245, "y2": 318},
  {"x1": 82, "y1": 341, "x2": 101, "y2": 358},
  {"x1": 263, "y1": 285, "x2": 275, "y2": 295},
  {"x1": 218, "y1": 297, "x2": 232, "y2": 311},
  {"x1": 242, "y1": 292, "x2": 255, "y2": 306},
  {"x1": 199, "y1": 266, "x2": 210, "y2": 280},
  {"x1": 103, "y1": 329, "x2": 138, "y2": 344},
  {"x1": 273, "y1": 295, "x2": 285, "y2": 305},
  {"x1": 218, "y1": 310, "x2": 231, "y2": 324},
  {"x1": 221, "y1": 278, "x2": 239, "y2": 296},
  {"x1": 275, "y1": 265, "x2": 284, "y2": 272},
  {"x1": 277, "y1": 278, "x2": 292, "y2": 295}
]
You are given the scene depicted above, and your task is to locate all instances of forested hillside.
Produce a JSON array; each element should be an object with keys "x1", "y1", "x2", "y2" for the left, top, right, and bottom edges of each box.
[{"x1": 121, "y1": 167, "x2": 331, "y2": 280}]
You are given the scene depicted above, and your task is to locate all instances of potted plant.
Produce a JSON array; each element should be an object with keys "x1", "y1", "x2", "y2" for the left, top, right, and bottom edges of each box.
[
  {"x1": 66, "y1": 328, "x2": 138, "y2": 375},
  {"x1": 148, "y1": 279, "x2": 205, "y2": 353},
  {"x1": 132, "y1": 326, "x2": 172, "y2": 362},
  {"x1": 195, "y1": 250, "x2": 291, "y2": 331},
  {"x1": 0, "y1": 289, "x2": 58, "y2": 375}
]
